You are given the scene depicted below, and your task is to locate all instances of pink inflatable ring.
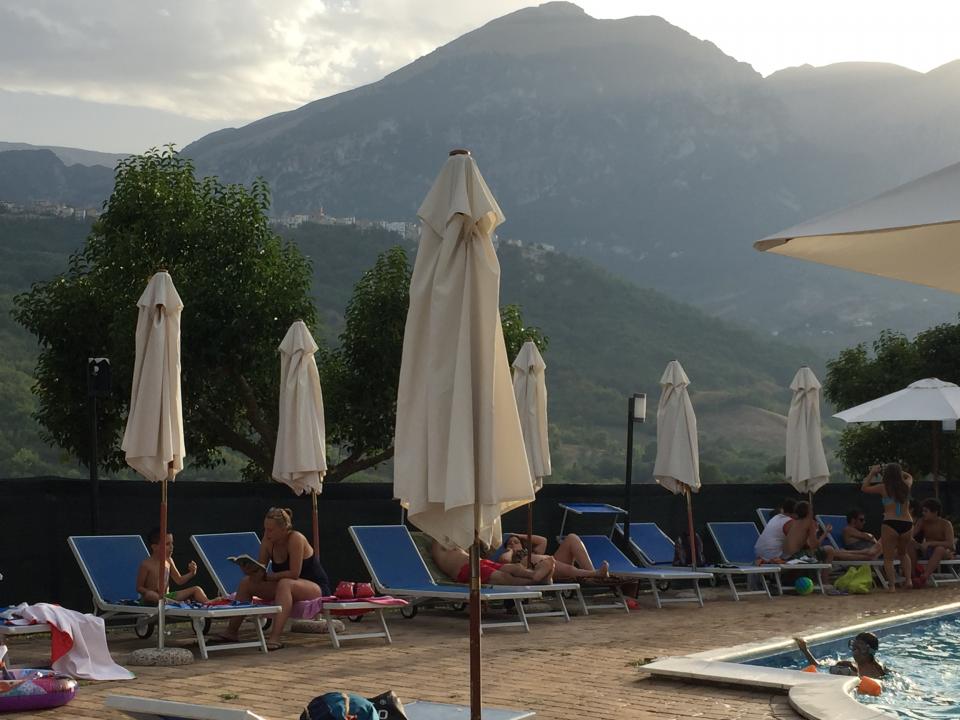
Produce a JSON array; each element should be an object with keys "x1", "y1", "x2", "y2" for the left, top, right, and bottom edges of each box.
[{"x1": 0, "y1": 669, "x2": 77, "y2": 713}]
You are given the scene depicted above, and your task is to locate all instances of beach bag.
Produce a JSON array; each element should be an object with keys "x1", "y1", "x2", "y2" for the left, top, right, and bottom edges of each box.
[
  {"x1": 673, "y1": 532, "x2": 704, "y2": 567},
  {"x1": 300, "y1": 692, "x2": 378, "y2": 720},
  {"x1": 834, "y1": 565, "x2": 873, "y2": 594},
  {"x1": 367, "y1": 691, "x2": 409, "y2": 720}
]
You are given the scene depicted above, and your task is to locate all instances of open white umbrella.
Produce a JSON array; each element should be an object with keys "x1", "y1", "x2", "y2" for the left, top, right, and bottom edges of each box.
[
  {"x1": 513, "y1": 340, "x2": 551, "y2": 564},
  {"x1": 755, "y1": 161, "x2": 960, "y2": 294},
  {"x1": 835, "y1": 378, "x2": 960, "y2": 497},
  {"x1": 121, "y1": 270, "x2": 184, "y2": 648},
  {"x1": 786, "y1": 367, "x2": 830, "y2": 500},
  {"x1": 273, "y1": 320, "x2": 326, "y2": 553},
  {"x1": 394, "y1": 150, "x2": 533, "y2": 720},
  {"x1": 653, "y1": 360, "x2": 700, "y2": 567}
]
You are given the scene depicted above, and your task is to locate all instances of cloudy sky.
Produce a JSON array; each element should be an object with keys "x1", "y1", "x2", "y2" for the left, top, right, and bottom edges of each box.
[{"x1": 2, "y1": 0, "x2": 958, "y2": 153}]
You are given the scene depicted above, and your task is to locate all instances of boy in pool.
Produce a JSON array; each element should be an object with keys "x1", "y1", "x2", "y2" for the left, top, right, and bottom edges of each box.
[
  {"x1": 794, "y1": 632, "x2": 886, "y2": 679},
  {"x1": 136, "y1": 527, "x2": 209, "y2": 604}
]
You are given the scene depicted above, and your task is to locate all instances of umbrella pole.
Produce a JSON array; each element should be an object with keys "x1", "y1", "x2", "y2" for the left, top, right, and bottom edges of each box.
[
  {"x1": 932, "y1": 421, "x2": 941, "y2": 499},
  {"x1": 526, "y1": 504, "x2": 534, "y2": 568},
  {"x1": 158, "y1": 476, "x2": 168, "y2": 649},
  {"x1": 469, "y1": 528, "x2": 482, "y2": 720},
  {"x1": 311, "y1": 489, "x2": 320, "y2": 556},
  {"x1": 685, "y1": 486, "x2": 696, "y2": 570}
]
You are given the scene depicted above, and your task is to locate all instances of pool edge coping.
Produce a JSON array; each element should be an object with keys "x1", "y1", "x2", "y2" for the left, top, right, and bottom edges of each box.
[{"x1": 642, "y1": 600, "x2": 960, "y2": 720}]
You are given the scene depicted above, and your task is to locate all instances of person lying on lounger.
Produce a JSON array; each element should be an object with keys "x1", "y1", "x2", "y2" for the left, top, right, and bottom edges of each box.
[
  {"x1": 842, "y1": 508, "x2": 879, "y2": 551},
  {"x1": 782, "y1": 502, "x2": 881, "y2": 563},
  {"x1": 794, "y1": 633, "x2": 886, "y2": 678},
  {"x1": 431, "y1": 540, "x2": 555, "y2": 585},
  {"x1": 498, "y1": 534, "x2": 610, "y2": 580}
]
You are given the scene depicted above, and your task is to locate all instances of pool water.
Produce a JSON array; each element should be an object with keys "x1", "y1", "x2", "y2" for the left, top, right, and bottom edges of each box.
[{"x1": 746, "y1": 612, "x2": 960, "y2": 719}]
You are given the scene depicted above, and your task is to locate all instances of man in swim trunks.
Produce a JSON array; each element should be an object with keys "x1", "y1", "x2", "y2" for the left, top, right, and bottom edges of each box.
[
  {"x1": 914, "y1": 498, "x2": 956, "y2": 586},
  {"x1": 431, "y1": 540, "x2": 555, "y2": 585}
]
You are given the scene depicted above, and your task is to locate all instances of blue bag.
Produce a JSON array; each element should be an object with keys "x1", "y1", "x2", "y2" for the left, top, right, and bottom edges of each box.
[{"x1": 300, "y1": 692, "x2": 378, "y2": 720}]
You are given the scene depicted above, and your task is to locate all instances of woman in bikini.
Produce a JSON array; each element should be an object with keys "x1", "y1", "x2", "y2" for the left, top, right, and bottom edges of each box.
[
  {"x1": 862, "y1": 463, "x2": 913, "y2": 592},
  {"x1": 218, "y1": 507, "x2": 331, "y2": 650}
]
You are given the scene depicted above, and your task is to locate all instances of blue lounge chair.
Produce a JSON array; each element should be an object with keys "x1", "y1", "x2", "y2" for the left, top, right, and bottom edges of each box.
[
  {"x1": 191, "y1": 532, "x2": 399, "y2": 648},
  {"x1": 579, "y1": 535, "x2": 711, "y2": 608},
  {"x1": 105, "y1": 695, "x2": 535, "y2": 719},
  {"x1": 68, "y1": 535, "x2": 280, "y2": 658},
  {"x1": 349, "y1": 525, "x2": 545, "y2": 632},
  {"x1": 707, "y1": 522, "x2": 833, "y2": 597},
  {"x1": 618, "y1": 522, "x2": 782, "y2": 601},
  {"x1": 756, "y1": 508, "x2": 775, "y2": 527}
]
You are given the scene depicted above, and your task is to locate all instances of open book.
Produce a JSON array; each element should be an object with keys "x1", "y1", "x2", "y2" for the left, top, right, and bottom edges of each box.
[{"x1": 227, "y1": 554, "x2": 267, "y2": 574}]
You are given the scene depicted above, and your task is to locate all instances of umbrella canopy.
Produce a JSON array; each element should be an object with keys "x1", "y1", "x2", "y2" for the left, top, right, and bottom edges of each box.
[
  {"x1": 394, "y1": 151, "x2": 534, "y2": 552},
  {"x1": 786, "y1": 367, "x2": 830, "y2": 495},
  {"x1": 512, "y1": 340, "x2": 551, "y2": 491},
  {"x1": 653, "y1": 360, "x2": 700, "y2": 495},
  {"x1": 122, "y1": 271, "x2": 185, "y2": 482},
  {"x1": 834, "y1": 378, "x2": 960, "y2": 423},
  {"x1": 273, "y1": 320, "x2": 326, "y2": 496},
  {"x1": 754, "y1": 161, "x2": 960, "y2": 294}
]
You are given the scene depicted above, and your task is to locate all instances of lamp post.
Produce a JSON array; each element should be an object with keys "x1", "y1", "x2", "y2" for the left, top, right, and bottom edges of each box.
[
  {"x1": 623, "y1": 393, "x2": 646, "y2": 551},
  {"x1": 87, "y1": 357, "x2": 111, "y2": 534}
]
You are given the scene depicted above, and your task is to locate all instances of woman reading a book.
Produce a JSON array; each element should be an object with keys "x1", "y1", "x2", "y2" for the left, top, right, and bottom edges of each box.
[{"x1": 218, "y1": 507, "x2": 331, "y2": 650}]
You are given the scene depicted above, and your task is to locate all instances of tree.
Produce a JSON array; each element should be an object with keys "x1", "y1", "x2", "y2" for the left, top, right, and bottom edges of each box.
[
  {"x1": 500, "y1": 303, "x2": 548, "y2": 362},
  {"x1": 14, "y1": 148, "x2": 317, "y2": 479},
  {"x1": 320, "y1": 246, "x2": 410, "y2": 481},
  {"x1": 824, "y1": 325, "x2": 960, "y2": 479}
]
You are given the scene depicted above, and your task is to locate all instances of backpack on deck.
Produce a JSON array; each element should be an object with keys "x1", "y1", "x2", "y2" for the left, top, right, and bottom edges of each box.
[
  {"x1": 673, "y1": 531, "x2": 705, "y2": 567},
  {"x1": 301, "y1": 693, "x2": 378, "y2": 720}
]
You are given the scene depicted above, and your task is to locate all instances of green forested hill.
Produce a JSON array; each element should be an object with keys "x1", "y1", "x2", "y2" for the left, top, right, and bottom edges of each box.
[{"x1": 0, "y1": 216, "x2": 824, "y2": 482}]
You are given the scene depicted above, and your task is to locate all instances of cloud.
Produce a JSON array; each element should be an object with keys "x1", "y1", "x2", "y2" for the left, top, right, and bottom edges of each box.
[{"x1": 0, "y1": 0, "x2": 527, "y2": 123}]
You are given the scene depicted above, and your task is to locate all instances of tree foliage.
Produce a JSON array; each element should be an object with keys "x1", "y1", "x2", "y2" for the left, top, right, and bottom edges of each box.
[
  {"x1": 501, "y1": 303, "x2": 548, "y2": 362},
  {"x1": 13, "y1": 148, "x2": 317, "y2": 479},
  {"x1": 321, "y1": 246, "x2": 410, "y2": 481},
  {"x1": 824, "y1": 325, "x2": 960, "y2": 479}
]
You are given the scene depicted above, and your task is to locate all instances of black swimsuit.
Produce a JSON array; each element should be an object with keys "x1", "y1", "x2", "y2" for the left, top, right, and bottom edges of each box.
[{"x1": 271, "y1": 552, "x2": 331, "y2": 595}]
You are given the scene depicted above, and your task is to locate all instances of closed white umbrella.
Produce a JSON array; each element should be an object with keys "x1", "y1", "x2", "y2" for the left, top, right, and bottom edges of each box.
[
  {"x1": 755, "y1": 161, "x2": 960, "y2": 294},
  {"x1": 121, "y1": 270, "x2": 184, "y2": 649},
  {"x1": 273, "y1": 320, "x2": 326, "y2": 553},
  {"x1": 786, "y1": 367, "x2": 830, "y2": 497},
  {"x1": 513, "y1": 340, "x2": 551, "y2": 565},
  {"x1": 394, "y1": 150, "x2": 533, "y2": 720},
  {"x1": 653, "y1": 360, "x2": 700, "y2": 567},
  {"x1": 835, "y1": 378, "x2": 960, "y2": 498},
  {"x1": 513, "y1": 341, "x2": 551, "y2": 490}
]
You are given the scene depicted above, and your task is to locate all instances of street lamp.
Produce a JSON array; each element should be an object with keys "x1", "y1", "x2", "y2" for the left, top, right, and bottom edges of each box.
[
  {"x1": 87, "y1": 357, "x2": 111, "y2": 534},
  {"x1": 623, "y1": 393, "x2": 646, "y2": 551}
]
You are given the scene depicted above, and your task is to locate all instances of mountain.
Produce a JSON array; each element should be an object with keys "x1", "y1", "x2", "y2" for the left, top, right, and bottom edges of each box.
[
  {"x1": 0, "y1": 215, "x2": 818, "y2": 482},
  {"x1": 0, "y1": 149, "x2": 114, "y2": 207},
  {"x1": 180, "y1": 2, "x2": 960, "y2": 354},
  {"x1": 0, "y1": 142, "x2": 126, "y2": 168}
]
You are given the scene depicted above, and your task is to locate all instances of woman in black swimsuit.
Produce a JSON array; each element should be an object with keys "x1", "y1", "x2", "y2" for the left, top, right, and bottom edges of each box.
[
  {"x1": 220, "y1": 507, "x2": 330, "y2": 650},
  {"x1": 862, "y1": 463, "x2": 913, "y2": 592}
]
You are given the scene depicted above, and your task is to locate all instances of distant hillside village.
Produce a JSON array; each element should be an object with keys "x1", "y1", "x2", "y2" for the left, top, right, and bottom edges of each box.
[{"x1": 0, "y1": 199, "x2": 101, "y2": 220}]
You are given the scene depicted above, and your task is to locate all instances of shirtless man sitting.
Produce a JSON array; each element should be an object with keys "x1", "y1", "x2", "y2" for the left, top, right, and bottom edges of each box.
[
  {"x1": 781, "y1": 502, "x2": 880, "y2": 562},
  {"x1": 431, "y1": 539, "x2": 555, "y2": 585},
  {"x1": 914, "y1": 498, "x2": 956, "y2": 586},
  {"x1": 842, "y1": 509, "x2": 879, "y2": 551}
]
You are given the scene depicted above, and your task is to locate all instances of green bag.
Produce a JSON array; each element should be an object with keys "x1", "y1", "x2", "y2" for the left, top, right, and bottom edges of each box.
[{"x1": 834, "y1": 565, "x2": 874, "y2": 594}]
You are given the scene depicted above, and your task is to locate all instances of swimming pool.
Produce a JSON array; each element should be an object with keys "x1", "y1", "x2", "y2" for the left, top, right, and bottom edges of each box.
[{"x1": 746, "y1": 610, "x2": 960, "y2": 719}]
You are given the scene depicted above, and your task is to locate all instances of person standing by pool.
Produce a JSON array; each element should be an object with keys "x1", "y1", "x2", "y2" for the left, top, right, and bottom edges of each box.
[
  {"x1": 794, "y1": 632, "x2": 887, "y2": 679},
  {"x1": 862, "y1": 463, "x2": 913, "y2": 592},
  {"x1": 914, "y1": 497, "x2": 956, "y2": 587}
]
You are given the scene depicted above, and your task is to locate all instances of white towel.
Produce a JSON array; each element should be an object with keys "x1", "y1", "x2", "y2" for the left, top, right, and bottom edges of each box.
[{"x1": 15, "y1": 603, "x2": 134, "y2": 681}]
